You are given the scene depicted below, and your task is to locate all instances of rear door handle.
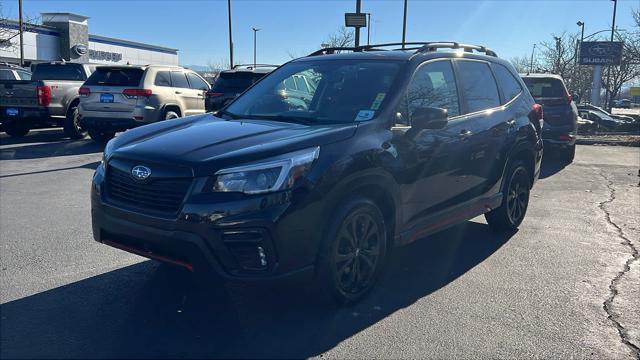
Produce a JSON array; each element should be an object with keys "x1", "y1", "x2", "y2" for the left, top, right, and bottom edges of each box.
[
  {"x1": 506, "y1": 119, "x2": 516, "y2": 127},
  {"x1": 459, "y1": 129, "x2": 473, "y2": 139},
  {"x1": 175, "y1": 91, "x2": 182, "y2": 95}
]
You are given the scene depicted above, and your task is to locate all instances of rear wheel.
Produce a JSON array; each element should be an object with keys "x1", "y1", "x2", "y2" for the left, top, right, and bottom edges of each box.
[
  {"x1": 3, "y1": 121, "x2": 29, "y2": 137},
  {"x1": 316, "y1": 197, "x2": 387, "y2": 305},
  {"x1": 63, "y1": 105, "x2": 87, "y2": 139},
  {"x1": 164, "y1": 110, "x2": 179, "y2": 120},
  {"x1": 485, "y1": 161, "x2": 531, "y2": 232},
  {"x1": 88, "y1": 129, "x2": 115, "y2": 143}
]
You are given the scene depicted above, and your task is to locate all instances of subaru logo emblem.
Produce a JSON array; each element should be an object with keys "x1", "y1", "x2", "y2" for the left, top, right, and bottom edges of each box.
[{"x1": 131, "y1": 165, "x2": 151, "y2": 181}]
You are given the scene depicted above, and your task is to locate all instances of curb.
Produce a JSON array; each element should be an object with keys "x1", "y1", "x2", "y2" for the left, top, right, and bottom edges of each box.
[{"x1": 576, "y1": 138, "x2": 640, "y2": 147}]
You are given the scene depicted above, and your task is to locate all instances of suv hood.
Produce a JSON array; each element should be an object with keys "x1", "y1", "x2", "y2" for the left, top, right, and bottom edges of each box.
[{"x1": 108, "y1": 113, "x2": 357, "y2": 175}]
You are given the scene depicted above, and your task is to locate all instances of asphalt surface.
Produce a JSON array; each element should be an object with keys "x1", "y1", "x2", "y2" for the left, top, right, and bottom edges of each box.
[{"x1": 1, "y1": 128, "x2": 639, "y2": 359}]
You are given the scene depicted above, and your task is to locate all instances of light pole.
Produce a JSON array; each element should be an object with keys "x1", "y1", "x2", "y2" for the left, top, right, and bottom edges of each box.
[
  {"x1": 529, "y1": 43, "x2": 536, "y2": 73},
  {"x1": 252, "y1": 27, "x2": 261, "y2": 69},
  {"x1": 575, "y1": 21, "x2": 584, "y2": 66},
  {"x1": 18, "y1": 0, "x2": 24, "y2": 67},
  {"x1": 604, "y1": 0, "x2": 617, "y2": 110},
  {"x1": 366, "y1": 13, "x2": 371, "y2": 46},
  {"x1": 227, "y1": 0, "x2": 233, "y2": 68},
  {"x1": 401, "y1": 0, "x2": 408, "y2": 49}
]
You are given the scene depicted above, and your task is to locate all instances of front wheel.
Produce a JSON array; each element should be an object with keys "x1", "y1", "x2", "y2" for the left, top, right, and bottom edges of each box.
[
  {"x1": 63, "y1": 106, "x2": 87, "y2": 139},
  {"x1": 315, "y1": 197, "x2": 388, "y2": 305},
  {"x1": 564, "y1": 145, "x2": 575, "y2": 163},
  {"x1": 485, "y1": 161, "x2": 531, "y2": 232},
  {"x1": 88, "y1": 129, "x2": 115, "y2": 143}
]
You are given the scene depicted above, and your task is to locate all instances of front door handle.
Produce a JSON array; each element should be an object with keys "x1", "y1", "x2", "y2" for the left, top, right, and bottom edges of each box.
[
  {"x1": 175, "y1": 91, "x2": 183, "y2": 95},
  {"x1": 459, "y1": 129, "x2": 473, "y2": 140}
]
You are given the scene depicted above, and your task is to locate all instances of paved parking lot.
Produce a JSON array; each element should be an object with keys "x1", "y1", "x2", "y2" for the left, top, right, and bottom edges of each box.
[{"x1": 1, "y1": 128, "x2": 639, "y2": 359}]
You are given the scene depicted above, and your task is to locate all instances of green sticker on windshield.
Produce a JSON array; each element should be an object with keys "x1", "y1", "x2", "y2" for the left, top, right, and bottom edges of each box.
[{"x1": 371, "y1": 93, "x2": 386, "y2": 110}]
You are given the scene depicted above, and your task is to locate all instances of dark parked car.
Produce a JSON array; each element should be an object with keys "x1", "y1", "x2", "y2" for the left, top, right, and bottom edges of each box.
[
  {"x1": 521, "y1": 73, "x2": 577, "y2": 162},
  {"x1": 92, "y1": 42, "x2": 543, "y2": 305},
  {"x1": 577, "y1": 104, "x2": 635, "y2": 123},
  {"x1": 578, "y1": 109, "x2": 624, "y2": 129},
  {"x1": 205, "y1": 64, "x2": 277, "y2": 112}
]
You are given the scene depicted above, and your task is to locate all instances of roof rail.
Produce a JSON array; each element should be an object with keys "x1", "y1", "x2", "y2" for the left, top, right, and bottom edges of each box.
[{"x1": 308, "y1": 41, "x2": 497, "y2": 57}]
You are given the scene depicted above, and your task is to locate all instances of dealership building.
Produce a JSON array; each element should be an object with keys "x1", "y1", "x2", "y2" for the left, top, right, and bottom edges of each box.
[{"x1": 0, "y1": 12, "x2": 178, "y2": 67}]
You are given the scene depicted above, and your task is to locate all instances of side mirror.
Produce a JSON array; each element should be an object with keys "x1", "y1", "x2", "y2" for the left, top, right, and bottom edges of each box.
[{"x1": 411, "y1": 107, "x2": 448, "y2": 130}]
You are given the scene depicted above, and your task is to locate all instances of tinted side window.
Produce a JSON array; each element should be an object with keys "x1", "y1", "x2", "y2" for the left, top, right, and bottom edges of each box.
[
  {"x1": 493, "y1": 64, "x2": 522, "y2": 103},
  {"x1": 186, "y1": 72, "x2": 209, "y2": 90},
  {"x1": 397, "y1": 60, "x2": 460, "y2": 125},
  {"x1": 154, "y1": 71, "x2": 172, "y2": 87},
  {"x1": 0, "y1": 70, "x2": 15, "y2": 80},
  {"x1": 457, "y1": 61, "x2": 500, "y2": 113},
  {"x1": 170, "y1": 72, "x2": 189, "y2": 88}
]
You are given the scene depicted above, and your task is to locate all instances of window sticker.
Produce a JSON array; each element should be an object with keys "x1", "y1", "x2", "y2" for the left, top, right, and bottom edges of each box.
[
  {"x1": 355, "y1": 110, "x2": 375, "y2": 121},
  {"x1": 370, "y1": 92, "x2": 386, "y2": 110}
]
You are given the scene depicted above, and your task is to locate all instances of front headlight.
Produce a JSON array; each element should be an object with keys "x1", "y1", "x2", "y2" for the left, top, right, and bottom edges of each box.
[{"x1": 213, "y1": 147, "x2": 320, "y2": 194}]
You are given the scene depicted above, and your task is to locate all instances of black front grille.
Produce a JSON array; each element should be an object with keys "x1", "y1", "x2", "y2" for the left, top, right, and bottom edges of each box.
[{"x1": 105, "y1": 165, "x2": 192, "y2": 215}]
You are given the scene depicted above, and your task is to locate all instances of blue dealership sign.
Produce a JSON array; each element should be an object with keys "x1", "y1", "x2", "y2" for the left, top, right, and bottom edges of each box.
[{"x1": 579, "y1": 41, "x2": 623, "y2": 65}]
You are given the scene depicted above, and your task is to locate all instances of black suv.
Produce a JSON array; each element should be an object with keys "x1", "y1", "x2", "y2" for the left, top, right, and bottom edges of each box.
[
  {"x1": 521, "y1": 74, "x2": 578, "y2": 162},
  {"x1": 92, "y1": 42, "x2": 543, "y2": 304},
  {"x1": 205, "y1": 64, "x2": 277, "y2": 112}
]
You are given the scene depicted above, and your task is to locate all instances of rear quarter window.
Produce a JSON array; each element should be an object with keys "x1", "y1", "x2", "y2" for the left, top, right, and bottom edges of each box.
[
  {"x1": 493, "y1": 64, "x2": 523, "y2": 103},
  {"x1": 84, "y1": 68, "x2": 144, "y2": 87},
  {"x1": 32, "y1": 64, "x2": 87, "y2": 81},
  {"x1": 170, "y1": 72, "x2": 190, "y2": 89}
]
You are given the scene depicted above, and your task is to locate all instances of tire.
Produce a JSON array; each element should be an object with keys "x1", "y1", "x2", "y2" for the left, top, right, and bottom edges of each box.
[
  {"x1": 3, "y1": 121, "x2": 29, "y2": 137},
  {"x1": 315, "y1": 197, "x2": 388, "y2": 305},
  {"x1": 485, "y1": 160, "x2": 531, "y2": 232},
  {"x1": 564, "y1": 145, "x2": 575, "y2": 163},
  {"x1": 88, "y1": 129, "x2": 115, "y2": 143},
  {"x1": 164, "y1": 110, "x2": 179, "y2": 120},
  {"x1": 63, "y1": 106, "x2": 87, "y2": 139}
]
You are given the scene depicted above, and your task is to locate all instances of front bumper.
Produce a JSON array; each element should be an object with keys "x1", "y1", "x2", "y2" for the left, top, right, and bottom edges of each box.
[{"x1": 90, "y1": 163, "x2": 321, "y2": 281}]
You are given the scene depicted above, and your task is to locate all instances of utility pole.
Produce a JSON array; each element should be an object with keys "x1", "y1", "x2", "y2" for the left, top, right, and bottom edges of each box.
[
  {"x1": 604, "y1": 0, "x2": 617, "y2": 110},
  {"x1": 354, "y1": 0, "x2": 361, "y2": 47},
  {"x1": 227, "y1": 0, "x2": 234, "y2": 69},
  {"x1": 529, "y1": 44, "x2": 536, "y2": 73},
  {"x1": 18, "y1": 0, "x2": 24, "y2": 67},
  {"x1": 575, "y1": 21, "x2": 584, "y2": 66},
  {"x1": 401, "y1": 0, "x2": 408, "y2": 49},
  {"x1": 252, "y1": 27, "x2": 261, "y2": 69}
]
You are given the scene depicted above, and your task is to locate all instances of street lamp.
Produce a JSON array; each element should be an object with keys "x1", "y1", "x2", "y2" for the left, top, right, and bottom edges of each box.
[
  {"x1": 252, "y1": 27, "x2": 261, "y2": 69},
  {"x1": 529, "y1": 43, "x2": 536, "y2": 73},
  {"x1": 576, "y1": 21, "x2": 585, "y2": 43},
  {"x1": 575, "y1": 21, "x2": 584, "y2": 66}
]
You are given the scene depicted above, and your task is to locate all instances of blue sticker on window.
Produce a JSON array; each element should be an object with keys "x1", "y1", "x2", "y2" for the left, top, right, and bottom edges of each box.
[{"x1": 355, "y1": 110, "x2": 375, "y2": 121}]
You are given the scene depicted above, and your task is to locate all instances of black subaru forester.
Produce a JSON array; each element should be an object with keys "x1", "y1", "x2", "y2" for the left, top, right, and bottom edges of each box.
[{"x1": 91, "y1": 42, "x2": 543, "y2": 305}]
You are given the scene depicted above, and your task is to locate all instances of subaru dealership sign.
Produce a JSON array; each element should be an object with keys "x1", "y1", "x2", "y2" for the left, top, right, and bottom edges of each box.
[{"x1": 579, "y1": 41, "x2": 623, "y2": 65}]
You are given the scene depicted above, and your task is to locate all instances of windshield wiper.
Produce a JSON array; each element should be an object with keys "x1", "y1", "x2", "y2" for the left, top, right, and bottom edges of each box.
[{"x1": 244, "y1": 114, "x2": 316, "y2": 125}]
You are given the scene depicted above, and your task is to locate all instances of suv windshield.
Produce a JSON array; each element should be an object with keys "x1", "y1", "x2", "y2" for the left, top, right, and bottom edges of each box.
[
  {"x1": 84, "y1": 67, "x2": 144, "y2": 87},
  {"x1": 32, "y1": 64, "x2": 86, "y2": 81},
  {"x1": 226, "y1": 60, "x2": 402, "y2": 123},
  {"x1": 522, "y1": 77, "x2": 566, "y2": 98},
  {"x1": 212, "y1": 72, "x2": 266, "y2": 93}
]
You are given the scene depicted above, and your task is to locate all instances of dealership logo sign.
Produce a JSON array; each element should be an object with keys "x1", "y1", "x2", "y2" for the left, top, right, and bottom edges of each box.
[
  {"x1": 89, "y1": 49, "x2": 123, "y2": 62},
  {"x1": 72, "y1": 44, "x2": 88, "y2": 56},
  {"x1": 579, "y1": 41, "x2": 623, "y2": 66}
]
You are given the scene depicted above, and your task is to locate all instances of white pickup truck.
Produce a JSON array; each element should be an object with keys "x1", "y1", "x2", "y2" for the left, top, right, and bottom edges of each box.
[{"x1": 0, "y1": 62, "x2": 94, "y2": 138}]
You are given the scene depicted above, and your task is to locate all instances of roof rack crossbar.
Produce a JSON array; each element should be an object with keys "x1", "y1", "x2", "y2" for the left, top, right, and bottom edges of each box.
[{"x1": 308, "y1": 41, "x2": 497, "y2": 57}]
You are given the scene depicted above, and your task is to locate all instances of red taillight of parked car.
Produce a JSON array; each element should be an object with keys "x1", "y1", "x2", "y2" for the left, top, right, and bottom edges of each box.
[
  {"x1": 122, "y1": 88, "x2": 152, "y2": 99},
  {"x1": 37, "y1": 85, "x2": 51, "y2": 106},
  {"x1": 566, "y1": 93, "x2": 573, "y2": 104},
  {"x1": 79, "y1": 87, "x2": 91, "y2": 97},
  {"x1": 532, "y1": 103, "x2": 543, "y2": 120}
]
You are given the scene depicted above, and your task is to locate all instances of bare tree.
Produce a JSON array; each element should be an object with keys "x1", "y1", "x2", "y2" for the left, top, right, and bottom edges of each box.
[
  {"x1": 510, "y1": 55, "x2": 532, "y2": 73},
  {"x1": 603, "y1": 19, "x2": 640, "y2": 103},
  {"x1": 0, "y1": 5, "x2": 39, "y2": 51},
  {"x1": 321, "y1": 27, "x2": 354, "y2": 48}
]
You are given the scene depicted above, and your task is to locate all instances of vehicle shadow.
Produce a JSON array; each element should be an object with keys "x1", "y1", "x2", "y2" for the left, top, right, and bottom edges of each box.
[
  {"x1": 0, "y1": 220, "x2": 515, "y2": 358},
  {"x1": 539, "y1": 155, "x2": 569, "y2": 179},
  {"x1": 0, "y1": 129, "x2": 104, "y2": 160}
]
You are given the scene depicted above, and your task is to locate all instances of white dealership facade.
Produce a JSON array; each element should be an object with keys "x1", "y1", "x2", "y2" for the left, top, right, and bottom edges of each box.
[{"x1": 0, "y1": 13, "x2": 178, "y2": 67}]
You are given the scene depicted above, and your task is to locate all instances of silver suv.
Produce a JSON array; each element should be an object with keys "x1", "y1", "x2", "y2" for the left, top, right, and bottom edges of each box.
[{"x1": 78, "y1": 65, "x2": 210, "y2": 142}]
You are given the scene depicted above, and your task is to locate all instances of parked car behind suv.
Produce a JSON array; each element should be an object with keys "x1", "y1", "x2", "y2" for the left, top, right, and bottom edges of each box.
[
  {"x1": 1, "y1": 62, "x2": 93, "y2": 138},
  {"x1": 577, "y1": 103, "x2": 635, "y2": 123},
  {"x1": 0, "y1": 63, "x2": 31, "y2": 81},
  {"x1": 205, "y1": 64, "x2": 277, "y2": 112},
  {"x1": 521, "y1": 74, "x2": 577, "y2": 162},
  {"x1": 79, "y1": 65, "x2": 210, "y2": 142},
  {"x1": 92, "y1": 42, "x2": 543, "y2": 305}
]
